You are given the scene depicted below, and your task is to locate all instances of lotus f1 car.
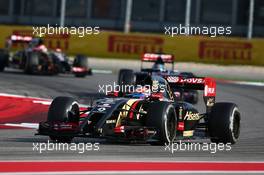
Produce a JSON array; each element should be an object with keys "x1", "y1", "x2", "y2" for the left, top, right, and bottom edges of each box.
[
  {"x1": 37, "y1": 75, "x2": 240, "y2": 145},
  {"x1": 118, "y1": 53, "x2": 199, "y2": 104}
]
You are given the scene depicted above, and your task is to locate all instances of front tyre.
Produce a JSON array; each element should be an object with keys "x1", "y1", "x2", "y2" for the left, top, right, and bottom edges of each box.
[
  {"x1": 146, "y1": 101, "x2": 177, "y2": 145},
  {"x1": 208, "y1": 102, "x2": 240, "y2": 144},
  {"x1": 47, "y1": 96, "x2": 80, "y2": 143},
  {"x1": 118, "y1": 69, "x2": 134, "y2": 86}
]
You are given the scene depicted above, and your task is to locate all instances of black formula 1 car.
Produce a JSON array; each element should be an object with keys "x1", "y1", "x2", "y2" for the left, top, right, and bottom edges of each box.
[
  {"x1": 118, "y1": 53, "x2": 199, "y2": 104},
  {"x1": 37, "y1": 75, "x2": 240, "y2": 145},
  {"x1": 0, "y1": 35, "x2": 91, "y2": 77}
]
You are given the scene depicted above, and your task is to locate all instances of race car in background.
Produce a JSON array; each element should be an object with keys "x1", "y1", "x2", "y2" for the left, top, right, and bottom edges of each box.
[
  {"x1": 37, "y1": 75, "x2": 240, "y2": 145},
  {"x1": 118, "y1": 53, "x2": 199, "y2": 104},
  {"x1": 0, "y1": 34, "x2": 92, "y2": 77}
]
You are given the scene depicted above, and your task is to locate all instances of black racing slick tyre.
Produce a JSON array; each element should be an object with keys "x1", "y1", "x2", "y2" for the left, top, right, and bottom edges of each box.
[
  {"x1": 24, "y1": 52, "x2": 39, "y2": 74},
  {"x1": 73, "y1": 55, "x2": 88, "y2": 78},
  {"x1": 146, "y1": 101, "x2": 177, "y2": 145},
  {"x1": 0, "y1": 49, "x2": 9, "y2": 72},
  {"x1": 208, "y1": 102, "x2": 240, "y2": 144},
  {"x1": 47, "y1": 97, "x2": 80, "y2": 143},
  {"x1": 118, "y1": 69, "x2": 134, "y2": 86}
]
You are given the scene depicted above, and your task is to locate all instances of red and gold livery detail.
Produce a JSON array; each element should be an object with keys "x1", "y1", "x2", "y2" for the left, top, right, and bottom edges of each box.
[{"x1": 165, "y1": 76, "x2": 216, "y2": 97}]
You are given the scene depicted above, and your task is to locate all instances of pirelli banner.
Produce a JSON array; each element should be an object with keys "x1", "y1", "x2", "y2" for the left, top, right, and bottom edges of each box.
[
  {"x1": 102, "y1": 34, "x2": 264, "y2": 66},
  {"x1": 0, "y1": 25, "x2": 263, "y2": 66}
]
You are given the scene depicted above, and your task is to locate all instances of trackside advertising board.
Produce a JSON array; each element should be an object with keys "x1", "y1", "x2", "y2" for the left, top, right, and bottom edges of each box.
[{"x1": 0, "y1": 25, "x2": 263, "y2": 66}]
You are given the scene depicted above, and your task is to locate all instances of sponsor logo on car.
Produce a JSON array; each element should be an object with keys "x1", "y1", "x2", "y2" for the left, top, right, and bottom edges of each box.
[
  {"x1": 167, "y1": 77, "x2": 204, "y2": 84},
  {"x1": 97, "y1": 103, "x2": 112, "y2": 108},
  {"x1": 183, "y1": 130, "x2": 194, "y2": 137},
  {"x1": 106, "y1": 119, "x2": 116, "y2": 124},
  {"x1": 204, "y1": 85, "x2": 216, "y2": 96},
  {"x1": 184, "y1": 111, "x2": 200, "y2": 120},
  {"x1": 206, "y1": 97, "x2": 215, "y2": 107}
]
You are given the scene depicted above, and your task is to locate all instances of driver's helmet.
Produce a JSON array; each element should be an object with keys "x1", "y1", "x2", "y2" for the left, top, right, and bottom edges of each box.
[
  {"x1": 152, "y1": 63, "x2": 165, "y2": 71},
  {"x1": 152, "y1": 57, "x2": 165, "y2": 71},
  {"x1": 30, "y1": 38, "x2": 43, "y2": 48}
]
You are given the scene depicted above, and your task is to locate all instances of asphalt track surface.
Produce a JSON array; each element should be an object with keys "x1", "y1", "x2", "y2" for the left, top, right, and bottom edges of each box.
[{"x1": 0, "y1": 68, "x2": 263, "y2": 174}]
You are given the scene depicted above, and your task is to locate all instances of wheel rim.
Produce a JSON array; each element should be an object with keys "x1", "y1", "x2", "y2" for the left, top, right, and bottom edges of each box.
[
  {"x1": 68, "y1": 103, "x2": 79, "y2": 122},
  {"x1": 230, "y1": 107, "x2": 240, "y2": 142},
  {"x1": 233, "y1": 111, "x2": 240, "y2": 139}
]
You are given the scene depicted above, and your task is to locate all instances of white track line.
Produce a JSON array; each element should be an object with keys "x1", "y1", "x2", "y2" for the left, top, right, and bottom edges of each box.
[
  {"x1": 233, "y1": 81, "x2": 264, "y2": 87},
  {"x1": 92, "y1": 69, "x2": 112, "y2": 74},
  {"x1": 0, "y1": 93, "x2": 90, "y2": 129},
  {"x1": 2, "y1": 123, "x2": 39, "y2": 129},
  {"x1": 32, "y1": 100, "x2": 51, "y2": 105},
  {"x1": 0, "y1": 93, "x2": 89, "y2": 108}
]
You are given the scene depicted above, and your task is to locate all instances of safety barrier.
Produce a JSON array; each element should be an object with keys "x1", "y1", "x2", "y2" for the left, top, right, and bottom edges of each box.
[{"x1": 0, "y1": 25, "x2": 263, "y2": 66}]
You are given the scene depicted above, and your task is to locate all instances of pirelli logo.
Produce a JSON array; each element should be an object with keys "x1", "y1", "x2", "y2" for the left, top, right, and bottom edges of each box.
[
  {"x1": 108, "y1": 35, "x2": 164, "y2": 54},
  {"x1": 199, "y1": 40, "x2": 252, "y2": 61}
]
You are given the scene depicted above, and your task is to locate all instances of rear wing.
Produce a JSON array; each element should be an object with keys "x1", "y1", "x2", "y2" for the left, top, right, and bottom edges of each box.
[
  {"x1": 5, "y1": 35, "x2": 33, "y2": 50},
  {"x1": 9, "y1": 35, "x2": 33, "y2": 43},
  {"x1": 141, "y1": 53, "x2": 174, "y2": 70},
  {"x1": 165, "y1": 76, "x2": 216, "y2": 97},
  {"x1": 165, "y1": 75, "x2": 216, "y2": 112},
  {"x1": 141, "y1": 53, "x2": 174, "y2": 63}
]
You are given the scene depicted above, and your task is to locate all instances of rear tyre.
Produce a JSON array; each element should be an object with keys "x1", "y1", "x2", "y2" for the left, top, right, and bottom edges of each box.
[
  {"x1": 0, "y1": 49, "x2": 9, "y2": 72},
  {"x1": 73, "y1": 55, "x2": 88, "y2": 78},
  {"x1": 24, "y1": 52, "x2": 39, "y2": 74},
  {"x1": 208, "y1": 102, "x2": 240, "y2": 144},
  {"x1": 118, "y1": 69, "x2": 134, "y2": 86},
  {"x1": 47, "y1": 97, "x2": 80, "y2": 143},
  {"x1": 146, "y1": 101, "x2": 176, "y2": 145}
]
